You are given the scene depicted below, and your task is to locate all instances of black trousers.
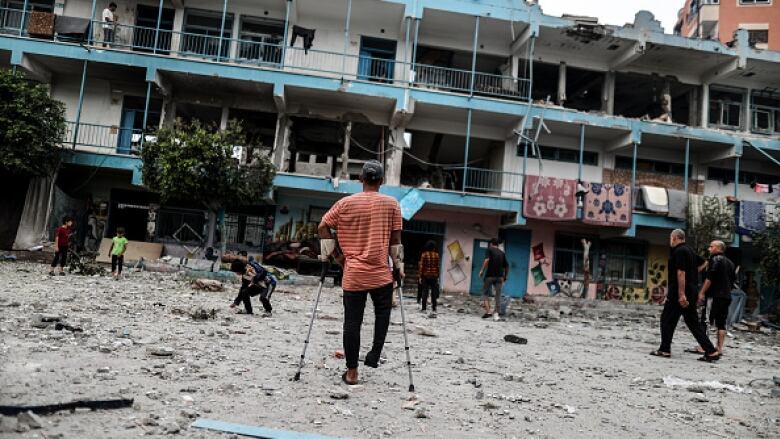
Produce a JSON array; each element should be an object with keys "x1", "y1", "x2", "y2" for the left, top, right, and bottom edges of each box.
[
  {"x1": 233, "y1": 283, "x2": 272, "y2": 315},
  {"x1": 710, "y1": 297, "x2": 732, "y2": 330},
  {"x1": 420, "y1": 277, "x2": 439, "y2": 311},
  {"x1": 659, "y1": 293, "x2": 716, "y2": 354},
  {"x1": 111, "y1": 255, "x2": 124, "y2": 274},
  {"x1": 50, "y1": 248, "x2": 68, "y2": 268},
  {"x1": 343, "y1": 283, "x2": 393, "y2": 369}
]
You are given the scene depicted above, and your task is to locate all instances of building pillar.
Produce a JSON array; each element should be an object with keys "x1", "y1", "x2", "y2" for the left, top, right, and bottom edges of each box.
[
  {"x1": 220, "y1": 106, "x2": 230, "y2": 130},
  {"x1": 743, "y1": 88, "x2": 752, "y2": 133},
  {"x1": 341, "y1": 121, "x2": 352, "y2": 179},
  {"x1": 229, "y1": 12, "x2": 241, "y2": 61},
  {"x1": 662, "y1": 80, "x2": 672, "y2": 121},
  {"x1": 386, "y1": 126, "x2": 405, "y2": 186},
  {"x1": 557, "y1": 62, "x2": 567, "y2": 106},
  {"x1": 701, "y1": 83, "x2": 710, "y2": 128},
  {"x1": 170, "y1": 9, "x2": 185, "y2": 56},
  {"x1": 272, "y1": 115, "x2": 292, "y2": 171},
  {"x1": 601, "y1": 71, "x2": 615, "y2": 115},
  {"x1": 688, "y1": 87, "x2": 699, "y2": 125}
]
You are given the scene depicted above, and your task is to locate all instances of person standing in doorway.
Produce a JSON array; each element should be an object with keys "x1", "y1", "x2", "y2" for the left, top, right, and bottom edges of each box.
[
  {"x1": 418, "y1": 240, "x2": 440, "y2": 317},
  {"x1": 696, "y1": 240, "x2": 735, "y2": 355},
  {"x1": 109, "y1": 227, "x2": 129, "y2": 278},
  {"x1": 319, "y1": 160, "x2": 403, "y2": 386},
  {"x1": 479, "y1": 238, "x2": 508, "y2": 322},
  {"x1": 49, "y1": 216, "x2": 74, "y2": 276},
  {"x1": 102, "y1": 3, "x2": 118, "y2": 47},
  {"x1": 651, "y1": 229, "x2": 720, "y2": 362}
]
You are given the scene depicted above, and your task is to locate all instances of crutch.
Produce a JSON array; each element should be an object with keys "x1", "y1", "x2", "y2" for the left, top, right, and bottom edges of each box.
[
  {"x1": 394, "y1": 270, "x2": 416, "y2": 392},
  {"x1": 293, "y1": 261, "x2": 329, "y2": 381}
]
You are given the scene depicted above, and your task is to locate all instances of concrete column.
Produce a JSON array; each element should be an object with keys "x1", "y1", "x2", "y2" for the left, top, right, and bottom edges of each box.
[
  {"x1": 701, "y1": 83, "x2": 710, "y2": 128},
  {"x1": 385, "y1": 126, "x2": 405, "y2": 186},
  {"x1": 160, "y1": 97, "x2": 175, "y2": 127},
  {"x1": 220, "y1": 106, "x2": 230, "y2": 130},
  {"x1": 272, "y1": 115, "x2": 291, "y2": 171},
  {"x1": 688, "y1": 88, "x2": 699, "y2": 126},
  {"x1": 743, "y1": 88, "x2": 752, "y2": 133},
  {"x1": 601, "y1": 71, "x2": 615, "y2": 115},
  {"x1": 557, "y1": 62, "x2": 567, "y2": 105},
  {"x1": 341, "y1": 122, "x2": 352, "y2": 179},
  {"x1": 170, "y1": 8, "x2": 185, "y2": 57},
  {"x1": 662, "y1": 80, "x2": 672, "y2": 121},
  {"x1": 229, "y1": 13, "x2": 241, "y2": 61}
]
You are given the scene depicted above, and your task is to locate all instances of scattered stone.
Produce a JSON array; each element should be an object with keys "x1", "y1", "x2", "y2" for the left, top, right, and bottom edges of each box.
[
  {"x1": 455, "y1": 357, "x2": 465, "y2": 364},
  {"x1": 161, "y1": 420, "x2": 181, "y2": 434},
  {"x1": 149, "y1": 347, "x2": 175, "y2": 357},
  {"x1": 330, "y1": 390, "x2": 349, "y2": 400},
  {"x1": 414, "y1": 407, "x2": 428, "y2": 418},
  {"x1": 415, "y1": 326, "x2": 438, "y2": 337},
  {"x1": 17, "y1": 411, "x2": 43, "y2": 429},
  {"x1": 504, "y1": 334, "x2": 527, "y2": 344},
  {"x1": 534, "y1": 322, "x2": 548, "y2": 329},
  {"x1": 96, "y1": 366, "x2": 110, "y2": 373},
  {"x1": 712, "y1": 406, "x2": 725, "y2": 416},
  {"x1": 402, "y1": 399, "x2": 419, "y2": 410}
]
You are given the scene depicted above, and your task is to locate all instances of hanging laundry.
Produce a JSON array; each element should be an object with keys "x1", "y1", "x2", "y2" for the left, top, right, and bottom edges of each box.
[
  {"x1": 688, "y1": 194, "x2": 735, "y2": 243},
  {"x1": 736, "y1": 201, "x2": 766, "y2": 235},
  {"x1": 582, "y1": 182, "x2": 632, "y2": 228},
  {"x1": 753, "y1": 183, "x2": 772, "y2": 193},
  {"x1": 640, "y1": 186, "x2": 669, "y2": 214},
  {"x1": 290, "y1": 25, "x2": 316, "y2": 53},
  {"x1": 765, "y1": 203, "x2": 780, "y2": 227},
  {"x1": 666, "y1": 189, "x2": 688, "y2": 220},
  {"x1": 522, "y1": 175, "x2": 577, "y2": 221}
]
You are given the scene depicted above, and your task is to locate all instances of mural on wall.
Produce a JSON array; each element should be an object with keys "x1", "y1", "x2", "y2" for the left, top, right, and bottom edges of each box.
[
  {"x1": 548, "y1": 278, "x2": 585, "y2": 298},
  {"x1": 447, "y1": 240, "x2": 465, "y2": 262},
  {"x1": 530, "y1": 241, "x2": 550, "y2": 287},
  {"x1": 646, "y1": 245, "x2": 669, "y2": 305}
]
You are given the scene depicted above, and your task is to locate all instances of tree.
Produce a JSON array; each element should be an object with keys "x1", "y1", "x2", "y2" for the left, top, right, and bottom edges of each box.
[
  {"x1": 140, "y1": 119, "x2": 276, "y2": 247},
  {"x1": 0, "y1": 69, "x2": 66, "y2": 177},
  {"x1": 752, "y1": 224, "x2": 780, "y2": 314}
]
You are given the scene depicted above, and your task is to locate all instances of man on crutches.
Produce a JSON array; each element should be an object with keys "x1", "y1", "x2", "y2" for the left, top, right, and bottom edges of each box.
[{"x1": 318, "y1": 160, "x2": 403, "y2": 386}]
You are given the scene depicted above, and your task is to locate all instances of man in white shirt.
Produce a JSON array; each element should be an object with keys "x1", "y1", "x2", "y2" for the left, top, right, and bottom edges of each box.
[{"x1": 102, "y1": 3, "x2": 118, "y2": 47}]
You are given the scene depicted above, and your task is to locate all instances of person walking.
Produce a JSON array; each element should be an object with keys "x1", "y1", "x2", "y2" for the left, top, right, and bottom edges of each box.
[
  {"x1": 49, "y1": 216, "x2": 74, "y2": 276},
  {"x1": 229, "y1": 258, "x2": 276, "y2": 316},
  {"x1": 109, "y1": 226, "x2": 129, "y2": 278},
  {"x1": 696, "y1": 241, "x2": 735, "y2": 355},
  {"x1": 418, "y1": 240, "x2": 440, "y2": 317},
  {"x1": 479, "y1": 239, "x2": 508, "y2": 322},
  {"x1": 651, "y1": 229, "x2": 720, "y2": 362},
  {"x1": 318, "y1": 160, "x2": 403, "y2": 386}
]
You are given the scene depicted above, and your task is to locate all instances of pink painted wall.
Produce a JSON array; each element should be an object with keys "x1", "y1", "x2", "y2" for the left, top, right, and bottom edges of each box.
[
  {"x1": 524, "y1": 220, "x2": 598, "y2": 299},
  {"x1": 414, "y1": 208, "x2": 500, "y2": 294}
]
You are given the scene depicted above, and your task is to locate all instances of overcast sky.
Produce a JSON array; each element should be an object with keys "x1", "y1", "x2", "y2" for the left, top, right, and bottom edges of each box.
[{"x1": 538, "y1": 0, "x2": 683, "y2": 34}]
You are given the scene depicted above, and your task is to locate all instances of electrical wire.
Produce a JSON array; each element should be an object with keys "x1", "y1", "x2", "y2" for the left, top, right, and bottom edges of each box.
[{"x1": 349, "y1": 133, "x2": 487, "y2": 168}]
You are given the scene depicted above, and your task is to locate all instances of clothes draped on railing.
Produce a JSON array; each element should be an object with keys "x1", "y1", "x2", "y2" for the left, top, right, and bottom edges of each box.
[{"x1": 290, "y1": 25, "x2": 315, "y2": 53}]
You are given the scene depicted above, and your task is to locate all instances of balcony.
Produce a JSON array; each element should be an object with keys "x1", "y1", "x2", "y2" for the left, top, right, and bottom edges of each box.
[
  {"x1": 444, "y1": 167, "x2": 524, "y2": 199},
  {"x1": 63, "y1": 121, "x2": 143, "y2": 155},
  {"x1": 2, "y1": 11, "x2": 529, "y2": 102}
]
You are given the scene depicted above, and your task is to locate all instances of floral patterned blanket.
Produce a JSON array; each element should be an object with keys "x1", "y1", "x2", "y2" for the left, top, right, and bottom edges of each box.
[
  {"x1": 522, "y1": 175, "x2": 577, "y2": 221},
  {"x1": 582, "y1": 182, "x2": 632, "y2": 227}
]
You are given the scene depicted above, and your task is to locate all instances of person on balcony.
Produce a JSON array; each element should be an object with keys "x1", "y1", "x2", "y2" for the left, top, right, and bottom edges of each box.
[{"x1": 102, "y1": 2, "x2": 118, "y2": 47}]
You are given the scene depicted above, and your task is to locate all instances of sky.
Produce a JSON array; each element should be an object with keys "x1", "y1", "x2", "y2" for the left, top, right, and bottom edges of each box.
[{"x1": 538, "y1": 0, "x2": 683, "y2": 34}]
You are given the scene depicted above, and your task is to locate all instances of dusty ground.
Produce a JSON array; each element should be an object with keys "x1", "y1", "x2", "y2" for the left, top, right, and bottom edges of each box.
[{"x1": 0, "y1": 261, "x2": 778, "y2": 439}]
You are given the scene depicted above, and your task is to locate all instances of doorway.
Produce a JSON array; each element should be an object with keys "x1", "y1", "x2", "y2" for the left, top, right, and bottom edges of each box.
[
  {"x1": 401, "y1": 219, "x2": 445, "y2": 295},
  {"x1": 118, "y1": 96, "x2": 161, "y2": 154},
  {"x1": 358, "y1": 36, "x2": 396, "y2": 82},
  {"x1": 134, "y1": 4, "x2": 175, "y2": 53},
  {"x1": 469, "y1": 229, "x2": 530, "y2": 298}
]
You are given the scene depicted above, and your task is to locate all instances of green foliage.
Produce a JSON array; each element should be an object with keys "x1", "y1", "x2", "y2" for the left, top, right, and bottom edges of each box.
[
  {"x1": 140, "y1": 119, "x2": 276, "y2": 210},
  {"x1": 0, "y1": 69, "x2": 66, "y2": 176},
  {"x1": 752, "y1": 224, "x2": 780, "y2": 287},
  {"x1": 686, "y1": 213, "x2": 724, "y2": 260}
]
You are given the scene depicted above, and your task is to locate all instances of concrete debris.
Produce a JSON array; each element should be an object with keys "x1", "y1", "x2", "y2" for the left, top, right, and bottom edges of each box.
[
  {"x1": 16, "y1": 411, "x2": 43, "y2": 429},
  {"x1": 149, "y1": 347, "x2": 175, "y2": 357},
  {"x1": 415, "y1": 326, "x2": 438, "y2": 337},
  {"x1": 503, "y1": 334, "x2": 527, "y2": 344},
  {"x1": 663, "y1": 376, "x2": 747, "y2": 394},
  {"x1": 330, "y1": 390, "x2": 349, "y2": 400},
  {"x1": 190, "y1": 279, "x2": 224, "y2": 292}
]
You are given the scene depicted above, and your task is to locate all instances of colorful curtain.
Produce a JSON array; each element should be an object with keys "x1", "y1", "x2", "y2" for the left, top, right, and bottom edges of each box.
[
  {"x1": 737, "y1": 201, "x2": 766, "y2": 235},
  {"x1": 582, "y1": 183, "x2": 632, "y2": 227},
  {"x1": 522, "y1": 175, "x2": 577, "y2": 221}
]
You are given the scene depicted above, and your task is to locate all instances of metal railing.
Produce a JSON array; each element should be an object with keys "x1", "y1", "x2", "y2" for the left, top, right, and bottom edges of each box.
[
  {"x1": 445, "y1": 167, "x2": 524, "y2": 197},
  {"x1": 64, "y1": 121, "x2": 143, "y2": 155},
  {"x1": 8, "y1": 17, "x2": 530, "y2": 101},
  {"x1": 0, "y1": 6, "x2": 25, "y2": 34}
]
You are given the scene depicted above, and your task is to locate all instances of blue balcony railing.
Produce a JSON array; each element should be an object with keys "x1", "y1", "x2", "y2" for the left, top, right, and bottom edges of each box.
[
  {"x1": 64, "y1": 121, "x2": 144, "y2": 155},
  {"x1": 445, "y1": 166, "x2": 524, "y2": 197}
]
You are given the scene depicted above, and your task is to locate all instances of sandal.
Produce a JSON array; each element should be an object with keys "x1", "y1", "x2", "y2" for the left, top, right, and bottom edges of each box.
[
  {"x1": 481, "y1": 313, "x2": 493, "y2": 319},
  {"x1": 697, "y1": 353, "x2": 721, "y2": 362},
  {"x1": 684, "y1": 348, "x2": 705, "y2": 354},
  {"x1": 341, "y1": 372, "x2": 358, "y2": 385},
  {"x1": 649, "y1": 350, "x2": 671, "y2": 358}
]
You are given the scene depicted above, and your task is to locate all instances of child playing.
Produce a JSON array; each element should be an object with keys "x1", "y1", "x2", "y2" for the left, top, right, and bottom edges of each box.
[
  {"x1": 109, "y1": 227, "x2": 129, "y2": 278},
  {"x1": 50, "y1": 216, "x2": 74, "y2": 276},
  {"x1": 229, "y1": 258, "x2": 277, "y2": 316}
]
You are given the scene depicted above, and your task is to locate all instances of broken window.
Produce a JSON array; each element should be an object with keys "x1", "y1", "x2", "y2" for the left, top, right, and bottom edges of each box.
[
  {"x1": 748, "y1": 30, "x2": 769, "y2": 48},
  {"x1": 600, "y1": 241, "x2": 646, "y2": 284},
  {"x1": 614, "y1": 73, "x2": 693, "y2": 123},
  {"x1": 530, "y1": 61, "x2": 559, "y2": 103},
  {"x1": 708, "y1": 89, "x2": 744, "y2": 130},
  {"x1": 530, "y1": 145, "x2": 599, "y2": 166},
  {"x1": 615, "y1": 156, "x2": 691, "y2": 177},
  {"x1": 751, "y1": 92, "x2": 780, "y2": 134},
  {"x1": 553, "y1": 234, "x2": 595, "y2": 279},
  {"x1": 564, "y1": 66, "x2": 602, "y2": 112},
  {"x1": 237, "y1": 16, "x2": 284, "y2": 64}
]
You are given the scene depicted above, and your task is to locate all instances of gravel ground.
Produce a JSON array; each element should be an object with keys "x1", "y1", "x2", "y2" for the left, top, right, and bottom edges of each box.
[{"x1": 0, "y1": 262, "x2": 778, "y2": 439}]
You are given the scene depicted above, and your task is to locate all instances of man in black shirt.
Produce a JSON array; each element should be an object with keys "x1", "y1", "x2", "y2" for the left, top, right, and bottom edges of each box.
[
  {"x1": 697, "y1": 240, "x2": 735, "y2": 355},
  {"x1": 651, "y1": 229, "x2": 719, "y2": 361},
  {"x1": 479, "y1": 239, "x2": 509, "y2": 322}
]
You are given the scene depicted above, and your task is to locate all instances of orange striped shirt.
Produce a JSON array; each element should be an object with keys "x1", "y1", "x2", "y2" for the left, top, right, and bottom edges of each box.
[
  {"x1": 322, "y1": 191, "x2": 402, "y2": 291},
  {"x1": 418, "y1": 251, "x2": 440, "y2": 279}
]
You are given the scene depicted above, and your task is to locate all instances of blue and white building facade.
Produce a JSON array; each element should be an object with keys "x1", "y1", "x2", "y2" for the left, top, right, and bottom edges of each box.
[{"x1": 2, "y1": 0, "x2": 779, "y2": 309}]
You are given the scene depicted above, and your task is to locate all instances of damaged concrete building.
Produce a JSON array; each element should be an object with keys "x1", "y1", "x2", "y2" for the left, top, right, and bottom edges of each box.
[{"x1": 2, "y1": 0, "x2": 779, "y2": 312}]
